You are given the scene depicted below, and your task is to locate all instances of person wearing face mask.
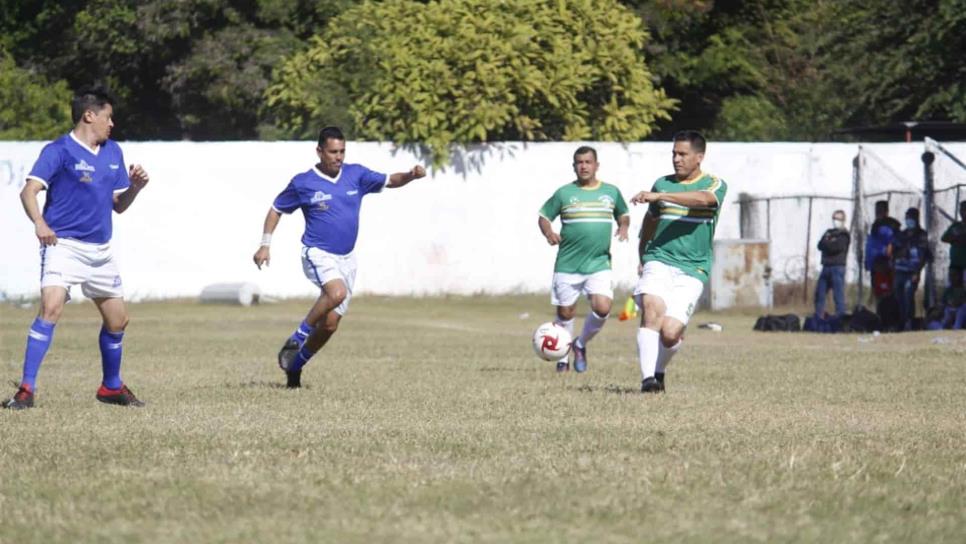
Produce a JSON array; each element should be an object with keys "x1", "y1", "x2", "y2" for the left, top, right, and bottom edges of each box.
[
  {"x1": 815, "y1": 210, "x2": 851, "y2": 319},
  {"x1": 864, "y1": 200, "x2": 901, "y2": 303},
  {"x1": 892, "y1": 207, "x2": 932, "y2": 329}
]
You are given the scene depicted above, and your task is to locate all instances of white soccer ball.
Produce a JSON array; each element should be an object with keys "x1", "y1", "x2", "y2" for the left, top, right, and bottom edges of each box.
[{"x1": 532, "y1": 322, "x2": 572, "y2": 361}]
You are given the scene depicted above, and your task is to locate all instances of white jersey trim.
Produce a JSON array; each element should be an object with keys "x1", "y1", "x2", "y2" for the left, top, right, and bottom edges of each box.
[
  {"x1": 659, "y1": 215, "x2": 714, "y2": 223},
  {"x1": 312, "y1": 166, "x2": 340, "y2": 184},
  {"x1": 26, "y1": 175, "x2": 48, "y2": 189},
  {"x1": 561, "y1": 218, "x2": 615, "y2": 224},
  {"x1": 69, "y1": 131, "x2": 101, "y2": 156}
]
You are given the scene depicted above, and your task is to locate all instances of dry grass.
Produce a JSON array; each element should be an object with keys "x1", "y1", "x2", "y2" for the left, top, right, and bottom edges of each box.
[{"x1": 1, "y1": 295, "x2": 965, "y2": 543}]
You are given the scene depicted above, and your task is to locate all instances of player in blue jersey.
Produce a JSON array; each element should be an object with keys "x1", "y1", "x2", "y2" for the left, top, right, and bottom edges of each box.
[
  {"x1": 3, "y1": 87, "x2": 150, "y2": 410},
  {"x1": 253, "y1": 126, "x2": 426, "y2": 388}
]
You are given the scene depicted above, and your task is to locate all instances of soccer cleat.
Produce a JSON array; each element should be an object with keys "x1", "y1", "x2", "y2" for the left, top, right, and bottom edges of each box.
[
  {"x1": 3, "y1": 386, "x2": 34, "y2": 410},
  {"x1": 96, "y1": 384, "x2": 145, "y2": 407},
  {"x1": 278, "y1": 338, "x2": 300, "y2": 371},
  {"x1": 641, "y1": 377, "x2": 665, "y2": 394},
  {"x1": 572, "y1": 340, "x2": 587, "y2": 373},
  {"x1": 556, "y1": 361, "x2": 570, "y2": 373},
  {"x1": 286, "y1": 369, "x2": 302, "y2": 389},
  {"x1": 655, "y1": 372, "x2": 666, "y2": 386}
]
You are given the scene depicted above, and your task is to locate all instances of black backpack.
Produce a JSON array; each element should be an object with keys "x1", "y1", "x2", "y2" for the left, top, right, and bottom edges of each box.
[
  {"x1": 877, "y1": 294, "x2": 902, "y2": 332},
  {"x1": 849, "y1": 306, "x2": 881, "y2": 332},
  {"x1": 753, "y1": 314, "x2": 801, "y2": 332}
]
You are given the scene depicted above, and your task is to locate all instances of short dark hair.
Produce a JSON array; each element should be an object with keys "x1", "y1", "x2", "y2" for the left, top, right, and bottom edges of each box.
[
  {"x1": 906, "y1": 207, "x2": 919, "y2": 219},
  {"x1": 71, "y1": 87, "x2": 114, "y2": 124},
  {"x1": 573, "y1": 145, "x2": 597, "y2": 162},
  {"x1": 318, "y1": 126, "x2": 345, "y2": 147},
  {"x1": 672, "y1": 130, "x2": 706, "y2": 153}
]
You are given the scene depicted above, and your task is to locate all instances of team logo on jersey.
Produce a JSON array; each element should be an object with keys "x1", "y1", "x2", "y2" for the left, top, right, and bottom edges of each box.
[
  {"x1": 598, "y1": 195, "x2": 615, "y2": 208},
  {"x1": 347, "y1": 190, "x2": 359, "y2": 196},
  {"x1": 110, "y1": 164, "x2": 120, "y2": 170},
  {"x1": 311, "y1": 191, "x2": 332, "y2": 210},
  {"x1": 74, "y1": 159, "x2": 95, "y2": 183},
  {"x1": 113, "y1": 276, "x2": 122, "y2": 288},
  {"x1": 569, "y1": 196, "x2": 581, "y2": 205}
]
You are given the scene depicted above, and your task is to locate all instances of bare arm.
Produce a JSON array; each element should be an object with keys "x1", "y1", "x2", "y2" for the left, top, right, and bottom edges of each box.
[
  {"x1": 616, "y1": 214, "x2": 630, "y2": 241},
  {"x1": 253, "y1": 208, "x2": 283, "y2": 269},
  {"x1": 20, "y1": 179, "x2": 57, "y2": 246},
  {"x1": 538, "y1": 216, "x2": 561, "y2": 245},
  {"x1": 387, "y1": 165, "x2": 427, "y2": 188},
  {"x1": 639, "y1": 212, "x2": 659, "y2": 260},
  {"x1": 113, "y1": 164, "x2": 150, "y2": 213},
  {"x1": 631, "y1": 189, "x2": 718, "y2": 208}
]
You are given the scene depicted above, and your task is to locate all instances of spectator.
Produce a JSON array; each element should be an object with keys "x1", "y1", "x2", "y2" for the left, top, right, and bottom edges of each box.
[
  {"x1": 865, "y1": 200, "x2": 901, "y2": 302},
  {"x1": 892, "y1": 207, "x2": 932, "y2": 329},
  {"x1": 940, "y1": 200, "x2": 966, "y2": 292},
  {"x1": 815, "y1": 210, "x2": 850, "y2": 318}
]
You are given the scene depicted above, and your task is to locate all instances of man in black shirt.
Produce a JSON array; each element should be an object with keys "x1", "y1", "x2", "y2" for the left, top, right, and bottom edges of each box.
[{"x1": 815, "y1": 209, "x2": 851, "y2": 318}]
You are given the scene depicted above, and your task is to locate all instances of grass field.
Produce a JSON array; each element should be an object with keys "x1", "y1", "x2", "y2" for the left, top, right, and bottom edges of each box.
[{"x1": 1, "y1": 295, "x2": 965, "y2": 543}]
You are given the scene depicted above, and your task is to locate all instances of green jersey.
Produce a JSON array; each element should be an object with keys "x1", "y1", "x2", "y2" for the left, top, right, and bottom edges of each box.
[
  {"x1": 539, "y1": 181, "x2": 629, "y2": 274},
  {"x1": 642, "y1": 172, "x2": 728, "y2": 282},
  {"x1": 944, "y1": 221, "x2": 966, "y2": 268}
]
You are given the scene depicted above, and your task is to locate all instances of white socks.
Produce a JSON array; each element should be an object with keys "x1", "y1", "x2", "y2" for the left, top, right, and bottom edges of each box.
[
  {"x1": 555, "y1": 317, "x2": 575, "y2": 363},
  {"x1": 637, "y1": 328, "x2": 660, "y2": 379},
  {"x1": 578, "y1": 311, "x2": 608, "y2": 347},
  {"x1": 656, "y1": 339, "x2": 682, "y2": 373}
]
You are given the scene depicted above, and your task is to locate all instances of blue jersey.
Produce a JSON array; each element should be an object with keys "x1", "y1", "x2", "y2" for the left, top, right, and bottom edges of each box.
[
  {"x1": 28, "y1": 133, "x2": 130, "y2": 244},
  {"x1": 272, "y1": 163, "x2": 388, "y2": 255}
]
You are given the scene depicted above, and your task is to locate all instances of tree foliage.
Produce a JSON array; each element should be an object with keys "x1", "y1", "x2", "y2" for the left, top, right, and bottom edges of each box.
[
  {"x1": 267, "y1": 0, "x2": 676, "y2": 159},
  {"x1": 0, "y1": 49, "x2": 72, "y2": 140}
]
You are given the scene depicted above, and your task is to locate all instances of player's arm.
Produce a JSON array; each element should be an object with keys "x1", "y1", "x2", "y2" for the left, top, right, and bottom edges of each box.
[
  {"x1": 616, "y1": 214, "x2": 630, "y2": 241},
  {"x1": 538, "y1": 215, "x2": 561, "y2": 245},
  {"x1": 253, "y1": 208, "x2": 283, "y2": 269},
  {"x1": 113, "y1": 164, "x2": 150, "y2": 213},
  {"x1": 20, "y1": 179, "x2": 57, "y2": 246},
  {"x1": 386, "y1": 165, "x2": 426, "y2": 188},
  {"x1": 631, "y1": 190, "x2": 718, "y2": 208}
]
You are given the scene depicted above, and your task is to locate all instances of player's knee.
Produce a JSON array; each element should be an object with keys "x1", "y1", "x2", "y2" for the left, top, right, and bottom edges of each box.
[
  {"x1": 324, "y1": 288, "x2": 347, "y2": 307},
  {"x1": 39, "y1": 302, "x2": 64, "y2": 323},
  {"x1": 660, "y1": 326, "x2": 684, "y2": 346},
  {"x1": 591, "y1": 302, "x2": 612, "y2": 318},
  {"x1": 556, "y1": 306, "x2": 577, "y2": 321}
]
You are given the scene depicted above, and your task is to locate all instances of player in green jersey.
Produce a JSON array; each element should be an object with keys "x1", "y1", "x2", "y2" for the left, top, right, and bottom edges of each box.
[
  {"x1": 538, "y1": 146, "x2": 630, "y2": 372},
  {"x1": 630, "y1": 131, "x2": 727, "y2": 393}
]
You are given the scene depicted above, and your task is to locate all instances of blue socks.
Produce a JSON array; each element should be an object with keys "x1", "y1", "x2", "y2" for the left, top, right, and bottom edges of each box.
[
  {"x1": 99, "y1": 328, "x2": 124, "y2": 390},
  {"x1": 21, "y1": 318, "x2": 56, "y2": 390},
  {"x1": 289, "y1": 344, "x2": 316, "y2": 372},
  {"x1": 290, "y1": 320, "x2": 315, "y2": 345}
]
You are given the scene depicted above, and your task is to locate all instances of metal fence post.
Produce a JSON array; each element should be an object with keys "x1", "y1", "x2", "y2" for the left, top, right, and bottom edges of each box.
[{"x1": 922, "y1": 151, "x2": 936, "y2": 309}]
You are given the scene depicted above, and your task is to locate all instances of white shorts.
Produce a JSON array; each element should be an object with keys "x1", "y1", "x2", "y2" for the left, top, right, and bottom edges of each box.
[
  {"x1": 301, "y1": 247, "x2": 357, "y2": 316},
  {"x1": 633, "y1": 260, "x2": 704, "y2": 325},
  {"x1": 39, "y1": 238, "x2": 124, "y2": 299},
  {"x1": 550, "y1": 270, "x2": 614, "y2": 307}
]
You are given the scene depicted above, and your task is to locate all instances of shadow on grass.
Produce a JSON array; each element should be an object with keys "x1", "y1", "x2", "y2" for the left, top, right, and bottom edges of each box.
[
  {"x1": 478, "y1": 366, "x2": 540, "y2": 373},
  {"x1": 228, "y1": 380, "x2": 308, "y2": 390},
  {"x1": 570, "y1": 384, "x2": 641, "y2": 395}
]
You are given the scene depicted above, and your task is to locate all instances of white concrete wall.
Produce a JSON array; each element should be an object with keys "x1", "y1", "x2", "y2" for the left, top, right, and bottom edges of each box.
[{"x1": 2, "y1": 140, "x2": 962, "y2": 300}]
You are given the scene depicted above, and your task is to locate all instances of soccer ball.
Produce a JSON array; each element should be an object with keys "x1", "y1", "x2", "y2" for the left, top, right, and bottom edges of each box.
[{"x1": 532, "y1": 322, "x2": 572, "y2": 361}]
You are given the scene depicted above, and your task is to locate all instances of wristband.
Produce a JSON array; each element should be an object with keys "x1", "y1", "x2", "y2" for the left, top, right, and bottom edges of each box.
[{"x1": 260, "y1": 233, "x2": 272, "y2": 247}]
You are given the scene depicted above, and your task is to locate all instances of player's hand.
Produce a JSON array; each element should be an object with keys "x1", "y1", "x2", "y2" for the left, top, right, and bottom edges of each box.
[
  {"x1": 630, "y1": 191, "x2": 660, "y2": 205},
  {"x1": 253, "y1": 246, "x2": 271, "y2": 269},
  {"x1": 545, "y1": 231, "x2": 562, "y2": 246},
  {"x1": 616, "y1": 224, "x2": 629, "y2": 242},
  {"x1": 129, "y1": 164, "x2": 150, "y2": 190},
  {"x1": 410, "y1": 165, "x2": 426, "y2": 180},
  {"x1": 35, "y1": 221, "x2": 57, "y2": 246}
]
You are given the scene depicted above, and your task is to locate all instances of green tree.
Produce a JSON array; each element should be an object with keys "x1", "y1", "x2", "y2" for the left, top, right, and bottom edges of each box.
[
  {"x1": 0, "y1": 49, "x2": 72, "y2": 140},
  {"x1": 268, "y1": 0, "x2": 675, "y2": 160}
]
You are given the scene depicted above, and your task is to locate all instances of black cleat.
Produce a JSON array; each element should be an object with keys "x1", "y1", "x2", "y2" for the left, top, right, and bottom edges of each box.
[
  {"x1": 278, "y1": 338, "x2": 300, "y2": 371},
  {"x1": 286, "y1": 369, "x2": 302, "y2": 389},
  {"x1": 655, "y1": 372, "x2": 666, "y2": 386},
  {"x1": 96, "y1": 384, "x2": 145, "y2": 407},
  {"x1": 556, "y1": 361, "x2": 570, "y2": 373},
  {"x1": 641, "y1": 377, "x2": 665, "y2": 394},
  {"x1": 3, "y1": 386, "x2": 35, "y2": 410}
]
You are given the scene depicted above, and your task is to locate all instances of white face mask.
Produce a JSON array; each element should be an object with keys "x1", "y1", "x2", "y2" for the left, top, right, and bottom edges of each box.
[
  {"x1": 905, "y1": 218, "x2": 917, "y2": 229},
  {"x1": 833, "y1": 219, "x2": 845, "y2": 229}
]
